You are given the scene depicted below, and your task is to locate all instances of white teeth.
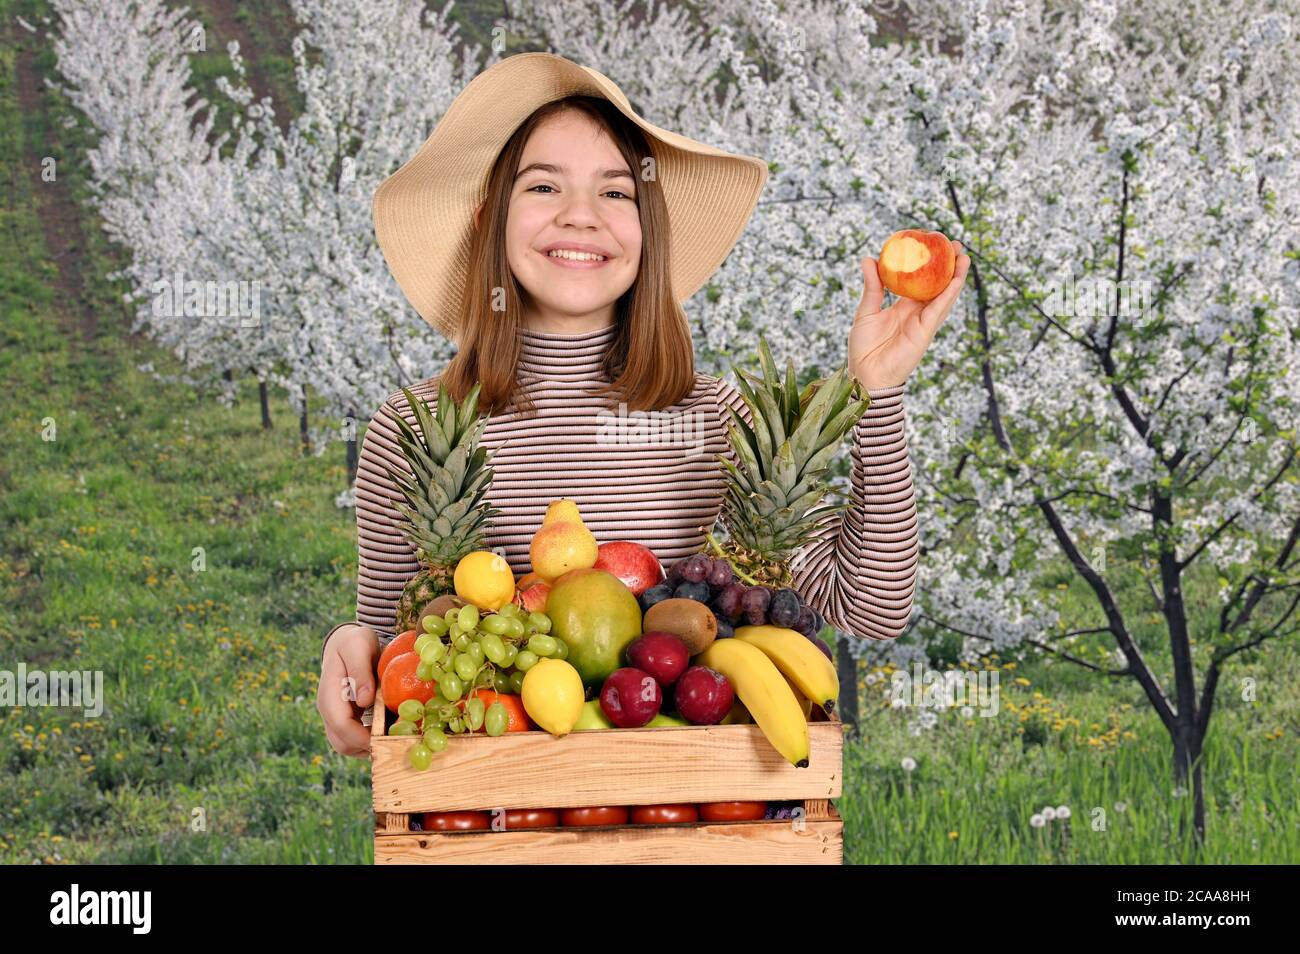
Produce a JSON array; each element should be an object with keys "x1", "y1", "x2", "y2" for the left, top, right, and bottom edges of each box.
[{"x1": 547, "y1": 249, "x2": 606, "y2": 262}]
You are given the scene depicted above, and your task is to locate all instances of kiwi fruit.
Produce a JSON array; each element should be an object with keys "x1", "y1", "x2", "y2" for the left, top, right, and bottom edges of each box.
[
  {"x1": 642, "y1": 598, "x2": 717, "y2": 655},
  {"x1": 418, "y1": 594, "x2": 467, "y2": 629}
]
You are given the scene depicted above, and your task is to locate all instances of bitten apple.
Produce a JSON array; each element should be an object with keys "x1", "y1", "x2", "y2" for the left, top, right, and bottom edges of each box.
[{"x1": 878, "y1": 229, "x2": 956, "y2": 302}]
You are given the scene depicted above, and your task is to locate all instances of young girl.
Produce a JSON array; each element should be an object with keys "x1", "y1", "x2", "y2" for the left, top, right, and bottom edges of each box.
[{"x1": 317, "y1": 53, "x2": 968, "y2": 756}]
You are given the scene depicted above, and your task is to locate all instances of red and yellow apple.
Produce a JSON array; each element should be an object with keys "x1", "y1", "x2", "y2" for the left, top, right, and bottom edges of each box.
[
  {"x1": 878, "y1": 229, "x2": 956, "y2": 302},
  {"x1": 593, "y1": 541, "x2": 664, "y2": 597}
]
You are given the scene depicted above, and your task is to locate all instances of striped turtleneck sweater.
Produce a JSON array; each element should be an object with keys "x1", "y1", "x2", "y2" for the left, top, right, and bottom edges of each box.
[{"x1": 342, "y1": 322, "x2": 919, "y2": 648}]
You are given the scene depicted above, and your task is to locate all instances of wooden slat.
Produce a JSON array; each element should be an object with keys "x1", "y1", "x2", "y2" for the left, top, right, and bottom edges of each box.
[
  {"x1": 372, "y1": 719, "x2": 844, "y2": 813},
  {"x1": 375, "y1": 819, "x2": 842, "y2": 865},
  {"x1": 805, "y1": 799, "x2": 831, "y2": 820}
]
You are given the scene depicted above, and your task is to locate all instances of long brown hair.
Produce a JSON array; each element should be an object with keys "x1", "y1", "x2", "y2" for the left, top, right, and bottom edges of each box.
[{"x1": 438, "y1": 95, "x2": 696, "y2": 417}]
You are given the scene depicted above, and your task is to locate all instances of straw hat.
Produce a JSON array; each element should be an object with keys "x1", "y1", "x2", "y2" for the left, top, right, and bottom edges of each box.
[{"x1": 372, "y1": 52, "x2": 769, "y2": 342}]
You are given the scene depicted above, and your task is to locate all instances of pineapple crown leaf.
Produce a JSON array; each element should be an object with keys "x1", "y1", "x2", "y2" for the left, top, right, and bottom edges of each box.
[
  {"x1": 718, "y1": 334, "x2": 874, "y2": 560},
  {"x1": 383, "y1": 383, "x2": 499, "y2": 561},
  {"x1": 783, "y1": 357, "x2": 799, "y2": 427},
  {"x1": 403, "y1": 386, "x2": 451, "y2": 463},
  {"x1": 456, "y1": 381, "x2": 483, "y2": 437},
  {"x1": 816, "y1": 397, "x2": 871, "y2": 455},
  {"x1": 718, "y1": 454, "x2": 760, "y2": 498},
  {"x1": 742, "y1": 366, "x2": 788, "y2": 455}
]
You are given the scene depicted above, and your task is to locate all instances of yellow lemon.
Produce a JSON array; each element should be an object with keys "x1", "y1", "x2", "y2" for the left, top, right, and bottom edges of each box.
[
  {"x1": 453, "y1": 551, "x2": 515, "y2": 611},
  {"x1": 521, "y1": 659, "x2": 585, "y2": 737}
]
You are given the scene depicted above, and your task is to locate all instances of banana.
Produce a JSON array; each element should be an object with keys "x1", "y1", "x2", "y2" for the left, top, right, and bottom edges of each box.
[
  {"x1": 784, "y1": 672, "x2": 814, "y2": 720},
  {"x1": 697, "y1": 639, "x2": 810, "y2": 767},
  {"x1": 735, "y1": 625, "x2": 839, "y2": 717}
]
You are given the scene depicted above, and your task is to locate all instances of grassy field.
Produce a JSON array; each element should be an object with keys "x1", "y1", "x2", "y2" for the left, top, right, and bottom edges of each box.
[{"x1": 2, "y1": 0, "x2": 1295, "y2": 865}]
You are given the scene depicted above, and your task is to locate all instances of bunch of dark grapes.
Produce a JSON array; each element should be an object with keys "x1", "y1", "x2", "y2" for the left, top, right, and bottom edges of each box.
[{"x1": 640, "y1": 552, "x2": 831, "y2": 658}]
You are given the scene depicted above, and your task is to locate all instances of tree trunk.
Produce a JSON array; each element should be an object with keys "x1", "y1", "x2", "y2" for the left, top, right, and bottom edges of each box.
[
  {"x1": 259, "y1": 379, "x2": 272, "y2": 430},
  {"x1": 1172, "y1": 723, "x2": 1207, "y2": 846},
  {"x1": 1155, "y1": 490, "x2": 1206, "y2": 846},
  {"x1": 299, "y1": 396, "x2": 310, "y2": 457},
  {"x1": 836, "y1": 635, "x2": 859, "y2": 733}
]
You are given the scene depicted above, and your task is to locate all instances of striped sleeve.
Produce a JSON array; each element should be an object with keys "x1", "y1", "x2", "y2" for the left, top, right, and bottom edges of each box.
[{"x1": 714, "y1": 377, "x2": 919, "y2": 641}]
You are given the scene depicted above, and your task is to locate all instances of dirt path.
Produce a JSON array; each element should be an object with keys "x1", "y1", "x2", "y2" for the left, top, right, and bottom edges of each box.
[
  {"x1": 12, "y1": 28, "x2": 96, "y2": 346},
  {"x1": 202, "y1": 0, "x2": 293, "y2": 133}
]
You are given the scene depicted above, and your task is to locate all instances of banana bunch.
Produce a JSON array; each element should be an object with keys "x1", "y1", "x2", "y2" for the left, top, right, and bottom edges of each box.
[
  {"x1": 735, "y1": 625, "x2": 838, "y2": 716},
  {"x1": 696, "y1": 626, "x2": 838, "y2": 767}
]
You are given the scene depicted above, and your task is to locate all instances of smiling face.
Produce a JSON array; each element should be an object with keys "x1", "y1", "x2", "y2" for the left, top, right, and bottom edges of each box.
[{"x1": 503, "y1": 109, "x2": 643, "y2": 332}]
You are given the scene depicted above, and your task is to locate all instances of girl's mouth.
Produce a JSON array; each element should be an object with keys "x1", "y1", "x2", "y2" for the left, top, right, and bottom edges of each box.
[{"x1": 541, "y1": 248, "x2": 611, "y2": 270}]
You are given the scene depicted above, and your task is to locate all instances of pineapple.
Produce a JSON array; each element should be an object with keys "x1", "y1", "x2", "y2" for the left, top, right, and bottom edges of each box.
[
  {"x1": 712, "y1": 337, "x2": 870, "y2": 588},
  {"x1": 384, "y1": 383, "x2": 501, "y2": 632}
]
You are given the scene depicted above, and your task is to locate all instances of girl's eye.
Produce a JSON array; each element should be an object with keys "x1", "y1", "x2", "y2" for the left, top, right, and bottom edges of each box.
[{"x1": 525, "y1": 184, "x2": 634, "y2": 200}]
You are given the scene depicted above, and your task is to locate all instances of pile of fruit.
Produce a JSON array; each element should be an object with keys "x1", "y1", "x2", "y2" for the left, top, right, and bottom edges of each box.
[
  {"x1": 416, "y1": 800, "x2": 806, "y2": 831},
  {"x1": 382, "y1": 498, "x2": 839, "y2": 771},
  {"x1": 379, "y1": 335, "x2": 867, "y2": 775},
  {"x1": 640, "y1": 551, "x2": 832, "y2": 646}
]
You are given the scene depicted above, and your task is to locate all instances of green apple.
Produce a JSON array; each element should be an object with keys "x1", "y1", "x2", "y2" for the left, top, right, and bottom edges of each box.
[
  {"x1": 573, "y1": 699, "x2": 614, "y2": 731},
  {"x1": 646, "y1": 712, "x2": 689, "y2": 728}
]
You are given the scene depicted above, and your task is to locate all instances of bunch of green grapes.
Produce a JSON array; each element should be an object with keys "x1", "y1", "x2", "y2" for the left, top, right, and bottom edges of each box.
[{"x1": 386, "y1": 601, "x2": 568, "y2": 770}]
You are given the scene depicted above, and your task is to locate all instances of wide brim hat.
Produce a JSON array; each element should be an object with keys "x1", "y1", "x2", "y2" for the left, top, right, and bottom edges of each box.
[{"x1": 373, "y1": 52, "x2": 769, "y2": 343}]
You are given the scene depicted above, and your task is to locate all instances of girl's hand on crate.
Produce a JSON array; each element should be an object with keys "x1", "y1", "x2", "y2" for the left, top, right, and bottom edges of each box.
[{"x1": 317, "y1": 623, "x2": 380, "y2": 757}]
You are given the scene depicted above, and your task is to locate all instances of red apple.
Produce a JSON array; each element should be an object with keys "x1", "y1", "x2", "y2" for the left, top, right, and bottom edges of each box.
[
  {"x1": 599, "y1": 667, "x2": 663, "y2": 728},
  {"x1": 674, "y1": 666, "x2": 734, "y2": 725},
  {"x1": 626, "y1": 631, "x2": 690, "y2": 688},
  {"x1": 594, "y1": 541, "x2": 665, "y2": 597},
  {"x1": 878, "y1": 229, "x2": 956, "y2": 302}
]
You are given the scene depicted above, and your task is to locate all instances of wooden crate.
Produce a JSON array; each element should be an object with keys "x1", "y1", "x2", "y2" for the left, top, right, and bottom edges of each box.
[{"x1": 371, "y1": 690, "x2": 844, "y2": 865}]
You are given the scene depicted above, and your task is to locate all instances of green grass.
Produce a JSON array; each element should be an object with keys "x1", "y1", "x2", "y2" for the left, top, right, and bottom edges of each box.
[
  {"x1": 839, "y1": 640, "x2": 1298, "y2": 863},
  {"x1": 0, "y1": 0, "x2": 370, "y2": 863},
  {"x1": 2, "y1": 0, "x2": 1295, "y2": 865}
]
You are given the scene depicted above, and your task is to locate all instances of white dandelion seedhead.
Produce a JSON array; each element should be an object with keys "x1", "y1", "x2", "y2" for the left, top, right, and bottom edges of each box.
[
  {"x1": 901, "y1": 757, "x2": 917, "y2": 772},
  {"x1": 1115, "y1": 802, "x2": 1127, "y2": 813},
  {"x1": 1030, "y1": 813, "x2": 1046, "y2": 828},
  {"x1": 1042, "y1": 806, "x2": 1057, "y2": 821},
  {"x1": 1056, "y1": 805, "x2": 1072, "y2": 820}
]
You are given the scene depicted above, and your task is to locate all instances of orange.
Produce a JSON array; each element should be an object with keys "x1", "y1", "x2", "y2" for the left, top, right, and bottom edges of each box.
[
  {"x1": 380, "y1": 651, "x2": 437, "y2": 714},
  {"x1": 377, "y1": 630, "x2": 418, "y2": 682},
  {"x1": 461, "y1": 690, "x2": 533, "y2": 732}
]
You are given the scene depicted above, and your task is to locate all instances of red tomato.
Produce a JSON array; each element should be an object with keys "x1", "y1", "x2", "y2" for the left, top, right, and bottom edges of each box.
[
  {"x1": 421, "y1": 811, "x2": 490, "y2": 832},
  {"x1": 501, "y1": 809, "x2": 560, "y2": 830},
  {"x1": 699, "y1": 801, "x2": 767, "y2": 822},
  {"x1": 630, "y1": 804, "x2": 699, "y2": 825},
  {"x1": 561, "y1": 806, "x2": 629, "y2": 828},
  {"x1": 377, "y1": 630, "x2": 418, "y2": 682}
]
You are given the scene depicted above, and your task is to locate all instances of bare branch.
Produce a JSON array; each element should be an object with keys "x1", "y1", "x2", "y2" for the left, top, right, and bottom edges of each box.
[
  {"x1": 1220, "y1": 509, "x2": 1300, "y2": 632},
  {"x1": 921, "y1": 613, "x2": 1129, "y2": 675}
]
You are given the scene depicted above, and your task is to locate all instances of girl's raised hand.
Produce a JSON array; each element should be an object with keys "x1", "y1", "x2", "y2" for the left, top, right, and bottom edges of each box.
[{"x1": 848, "y1": 240, "x2": 970, "y2": 391}]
